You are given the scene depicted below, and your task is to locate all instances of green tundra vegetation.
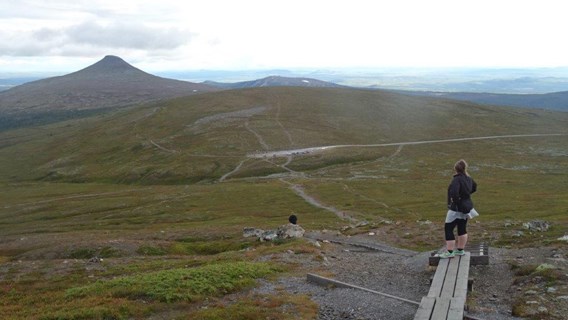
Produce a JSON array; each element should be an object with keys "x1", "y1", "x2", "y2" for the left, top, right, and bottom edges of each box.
[{"x1": 1, "y1": 87, "x2": 567, "y2": 319}]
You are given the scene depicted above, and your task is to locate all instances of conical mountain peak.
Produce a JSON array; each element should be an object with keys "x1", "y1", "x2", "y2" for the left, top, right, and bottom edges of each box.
[{"x1": 72, "y1": 55, "x2": 147, "y2": 76}]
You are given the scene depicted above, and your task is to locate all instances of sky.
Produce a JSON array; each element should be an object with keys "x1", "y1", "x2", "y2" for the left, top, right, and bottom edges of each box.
[{"x1": 1, "y1": 0, "x2": 568, "y2": 74}]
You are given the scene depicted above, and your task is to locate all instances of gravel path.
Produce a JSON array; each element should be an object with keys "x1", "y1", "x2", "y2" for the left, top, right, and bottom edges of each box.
[{"x1": 254, "y1": 231, "x2": 547, "y2": 320}]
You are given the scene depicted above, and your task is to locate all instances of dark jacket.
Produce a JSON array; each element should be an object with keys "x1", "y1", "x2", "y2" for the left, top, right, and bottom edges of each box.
[{"x1": 447, "y1": 173, "x2": 477, "y2": 213}]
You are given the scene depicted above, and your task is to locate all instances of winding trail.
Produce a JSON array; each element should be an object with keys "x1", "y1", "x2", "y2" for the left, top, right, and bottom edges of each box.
[
  {"x1": 219, "y1": 159, "x2": 248, "y2": 182},
  {"x1": 280, "y1": 179, "x2": 358, "y2": 222},
  {"x1": 245, "y1": 120, "x2": 270, "y2": 150},
  {"x1": 149, "y1": 139, "x2": 177, "y2": 153},
  {"x1": 274, "y1": 94, "x2": 294, "y2": 146}
]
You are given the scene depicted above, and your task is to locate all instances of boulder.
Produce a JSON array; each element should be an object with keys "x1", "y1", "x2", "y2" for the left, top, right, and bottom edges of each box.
[{"x1": 277, "y1": 223, "x2": 305, "y2": 239}]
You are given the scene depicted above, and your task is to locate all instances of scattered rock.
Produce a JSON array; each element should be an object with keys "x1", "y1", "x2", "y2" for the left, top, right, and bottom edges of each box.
[
  {"x1": 537, "y1": 306, "x2": 548, "y2": 313},
  {"x1": 355, "y1": 221, "x2": 369, "y2": 227},
  {"x1": 244, "y1": 224, "x2": 305, "y2": 242},
  {"x1": 261, "y1": 230, "x2": 278, "y2": 242},
  {"x1": 557, "y1": 235, "x2": 568, "y2": 241},
  {"x1": 523, "y1": 220, "x2": 551, "y2": 232},
  {"x1": 417, "y1": 220, "x2": 432, "y2": 225},
  {"x1": 525, "y1": 290, "x2": 538, "y2": 295},
  {"x1": 243, "y1": 227, "x2": 264, "y2": 238},
  {"x1": 513, "y1": 231, "x2": 525, "y2": 237},
  {"x1": 535, "y1": 263, "x2": 555, "y2": 272},
  {"x1": 277, "y1": 224, "x2": 305, "y2": 239},
  {"x1": 547, "y1": 287, "x2": 557, "y2": 293},
  {"x1": 368, "y1": 232, "x2": 375, "y2": 236},
  {"x1": 88, "y1": 257, "x2": 102, "y2": 263}
]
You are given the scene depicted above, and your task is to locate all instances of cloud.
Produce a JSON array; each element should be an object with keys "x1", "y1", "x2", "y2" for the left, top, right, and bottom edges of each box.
[
  {"x1": 67, "y1": 21, "x2": 192, "y2": 50},
  {"x1": 0, "y1": 20, "x2": 193, "y2": 57}
]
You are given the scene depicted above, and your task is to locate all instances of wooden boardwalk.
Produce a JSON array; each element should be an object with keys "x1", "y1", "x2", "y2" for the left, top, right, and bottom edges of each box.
[
  {"x1": 429, "y1": 242, "x2": 488, "y2": 266},
  {"x1": 414, "y1": 252, "x2": 471, "y2": 320}
]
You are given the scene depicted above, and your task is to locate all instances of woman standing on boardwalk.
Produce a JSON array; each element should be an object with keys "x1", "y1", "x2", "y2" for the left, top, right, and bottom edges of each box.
[{"x1": 438, "y1": 159, "x2": 479, "y2": 258}]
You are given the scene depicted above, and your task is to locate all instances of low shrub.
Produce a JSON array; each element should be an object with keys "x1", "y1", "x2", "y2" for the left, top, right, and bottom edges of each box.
[{"x1": 66, "y1": 261, "x2": 279, "y2": 303}]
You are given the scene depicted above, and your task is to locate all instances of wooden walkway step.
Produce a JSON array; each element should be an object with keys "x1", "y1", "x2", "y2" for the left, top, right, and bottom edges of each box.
[
  {"x1": 429, "y1": 242, "x2": 488, "y2": 266},
  {"x1": 414, "y1": 252, "x2": 471, "y2": 320}
]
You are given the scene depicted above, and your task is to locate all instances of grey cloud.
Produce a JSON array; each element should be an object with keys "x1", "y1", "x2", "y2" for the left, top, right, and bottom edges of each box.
[
  {"x1": 0, "y1": 20, "x2": 193, "y2": 57},
  {"x1": 67, "y1": 21, "x2": 192, "y2": 50}
]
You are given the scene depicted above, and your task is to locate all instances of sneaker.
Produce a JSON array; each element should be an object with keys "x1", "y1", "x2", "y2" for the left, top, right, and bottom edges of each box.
[
  {"x1": 437, "y1": 251, "x2": 455, "y2": 259},
  {"x1": 455, "y1": 249, "x2": 466, "y2": 256}
]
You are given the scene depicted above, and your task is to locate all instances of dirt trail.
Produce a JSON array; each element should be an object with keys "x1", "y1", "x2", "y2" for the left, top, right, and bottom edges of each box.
[
  {"x1": 248, "y1": 133, "x2": 567, "y2": 158},
  {"x1": 280, "y1": 179, "x2": 358, "y2": 222}
]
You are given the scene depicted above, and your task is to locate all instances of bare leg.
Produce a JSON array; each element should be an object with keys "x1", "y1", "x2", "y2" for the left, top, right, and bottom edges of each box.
[
  {"x1": 457, "y1": 234, "x2": 468, "y2": 250},
  {"x1": 446, "y1": 240, "x2": 456, "y2": 251}
]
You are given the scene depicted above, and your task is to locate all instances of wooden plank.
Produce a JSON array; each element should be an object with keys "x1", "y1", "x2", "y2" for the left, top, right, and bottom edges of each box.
[
  {"x1": 431, "y1": 297, "x2": 451, "y2": 320},
  {"x1": 440, "y1": 256, "x2": 460, "y2": 298},
  {"x1": 413, "y1": 296, "x2": 436, "y2": 320},
  {"x1": 428, "y1": 258, "x2": 449, "y2": 297},
  {"x1": 454, "y1": 253, "x2": 471, "y2": 298},
  {"x1": 429, "y1": 243, "x2": 489, "y2": 266},
  {"x1": 306, "y1": 273, "x2": 420, "y2": 306},
  {"x1": 447, "y1": 297, "x2": 466, "y2": 320}
]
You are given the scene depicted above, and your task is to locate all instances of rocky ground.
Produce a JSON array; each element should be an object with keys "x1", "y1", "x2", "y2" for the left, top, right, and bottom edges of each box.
[{"x1": 255, "y1": 230, "x2": 568, "y2": 320}]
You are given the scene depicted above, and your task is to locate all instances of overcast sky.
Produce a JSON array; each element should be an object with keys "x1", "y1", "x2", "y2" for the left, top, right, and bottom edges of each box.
[{"x1": 1, "y1": 0, "x2": 568, "y2": 73}]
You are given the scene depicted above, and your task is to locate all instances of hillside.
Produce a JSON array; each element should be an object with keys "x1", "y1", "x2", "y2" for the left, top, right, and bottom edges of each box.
[
  {"x1": 1, "y1": 86, "x2": 566, "y2": 184},
  {"x1": 203, "y1": 75, "x2": 344, "y2": 89},
  {"x1": 397, "y1": 90, "x2": 568, "y2": 111},
  {"x1": 0, "y1": 56, "x2": 218, "y2": 129}
]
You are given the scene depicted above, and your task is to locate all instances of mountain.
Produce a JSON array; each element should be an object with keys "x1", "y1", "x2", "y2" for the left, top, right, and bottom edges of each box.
[
  {"x1": 0, "y1": 56, "x2": 218, "y2": 129},
  {"x1": 203, "y1": 75, "x2": 344, "y2": 89},
  {"x1": 395, "y1": 90, "x2": 568, "y2": 111}
]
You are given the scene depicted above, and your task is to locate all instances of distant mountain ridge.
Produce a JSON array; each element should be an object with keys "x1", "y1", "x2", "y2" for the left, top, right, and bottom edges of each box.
[
  {"x1": 0, "y1": 55, "x2": 217, "y2": 116},
  {"x1": 395, "y1": 90, "x2": 568, "y2": 111},
  {"x1": 203, "y1": 75, "x2": 343, "y2": 89}
]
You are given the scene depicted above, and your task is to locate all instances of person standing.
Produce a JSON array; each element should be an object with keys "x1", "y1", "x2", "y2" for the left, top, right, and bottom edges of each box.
[{"x1": 438, "y1": 159, "x2": 479, "y2": 258}]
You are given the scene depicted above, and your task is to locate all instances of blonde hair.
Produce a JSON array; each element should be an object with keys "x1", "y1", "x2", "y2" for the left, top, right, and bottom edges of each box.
[{"x1": 454, "y1": 159, "x2": 469, "y2": 175}]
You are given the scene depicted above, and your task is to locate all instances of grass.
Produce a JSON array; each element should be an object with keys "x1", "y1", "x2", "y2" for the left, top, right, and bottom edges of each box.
[
  {"x1": 66, "y1": 261, "x2": 279, "y2": 303},
  {"x1": 187, "y1": 293, "x2": 319, "y2": 320}
]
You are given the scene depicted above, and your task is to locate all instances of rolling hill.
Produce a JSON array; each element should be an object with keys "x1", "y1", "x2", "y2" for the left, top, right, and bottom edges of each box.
[
  {"x1": 1, "y1": 86, "x2": 566, "y2": 184},
  {"x1": 0, "y1": 55, "x2": 218, "y2": 130}
]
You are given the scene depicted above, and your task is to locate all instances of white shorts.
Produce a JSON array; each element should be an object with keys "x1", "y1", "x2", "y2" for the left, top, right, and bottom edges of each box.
[{"x1": 445, "y1": 208, "x2": 479, "y2": 223}]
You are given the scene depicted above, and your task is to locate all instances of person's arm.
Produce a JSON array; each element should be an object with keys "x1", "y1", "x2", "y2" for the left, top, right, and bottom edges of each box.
[{"x1": 448, "y1": 177, "x2": 461, "y2": 210}]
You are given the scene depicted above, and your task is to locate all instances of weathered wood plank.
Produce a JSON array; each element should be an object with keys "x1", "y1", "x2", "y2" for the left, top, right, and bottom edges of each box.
[
  {"x1": 428, "y1": 257, "x2": 449, "y2": 297},
  {"x1": 440, "y1": 256, "x2": 460, "y2": 298},
  {"x1": 431, "y1": 297, "x2": 451, "y2": 320},
  {"x1": 454, "y1": 253, "x2": 471, "y2": 298},
  {"x1": 413, "y1": 296, "x2": 436, "y2": 320},
  {"x1": 306, "y1": 273, "x2": 420, "y2": 306},
  {"x1": 447, "y1": 297, "x2": 466, "y2": 320}
]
